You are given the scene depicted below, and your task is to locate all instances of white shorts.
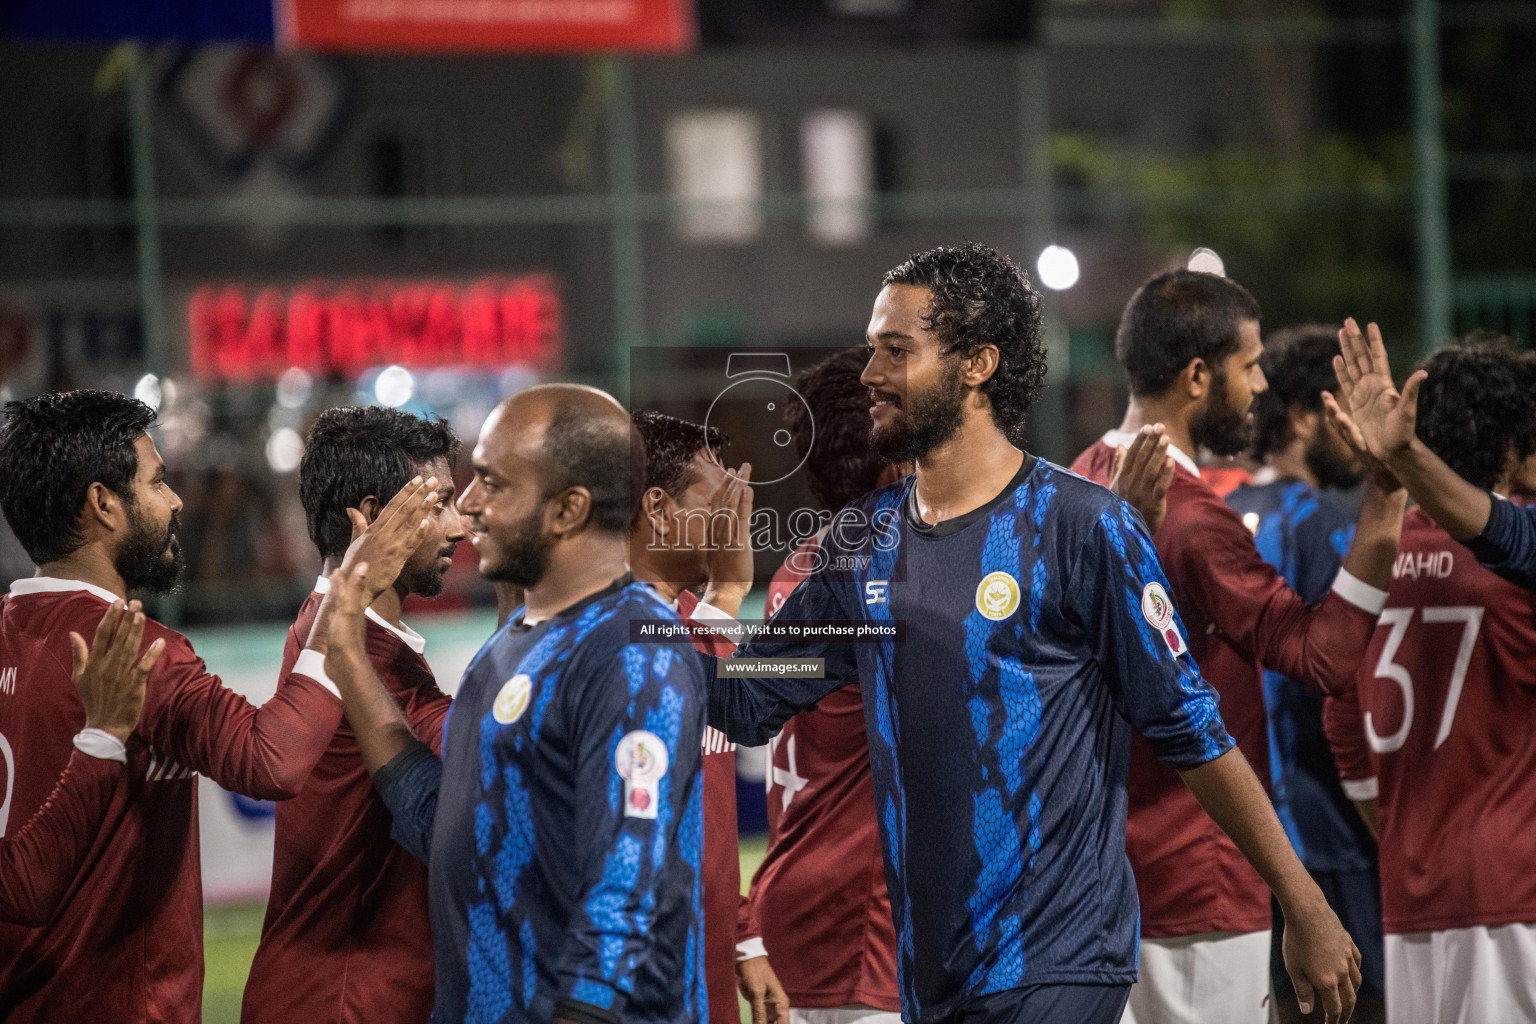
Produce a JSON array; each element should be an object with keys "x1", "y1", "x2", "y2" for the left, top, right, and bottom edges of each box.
[
  {"x1": 1385, "y1": 923, "x2": 1536, "y2": 1024},
  {"x1": 789, "y1": 1007, "x2": 901, "y2": 1024},
  {"x1": 1120, "y1": 930, "x2": 1271, "y2": 1024}
]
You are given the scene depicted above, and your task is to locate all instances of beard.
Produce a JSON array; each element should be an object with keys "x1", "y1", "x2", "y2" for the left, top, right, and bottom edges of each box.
[
  {"x1": 482, "y1": 507, "x2": 553, "y2": 588},
  {"x1": 1305, "y1": 433, "x2": 1364, "y2": 490},
  {"x1": 1190, "y1": 369, "x2": 1255, "y2": 458},
  {"x1": 116, "y1": 504, "x2": 184, "y2": 594},
  {"x1": 870, "y1": 357, "x2": 968, "y2": 464},
  {"x1": 401, "y1": 543, "x2": 457, "y2": 598}
]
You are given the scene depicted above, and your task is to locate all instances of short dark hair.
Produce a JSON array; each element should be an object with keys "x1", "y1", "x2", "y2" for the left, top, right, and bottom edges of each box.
[
  {"x1": 787, "y1": 348, "x2": 891, "y2": 511},
  {"x1": 1115, "y1": 270, "x2": 1262, "y2": 397},
  {"x1": 882, "y1": 242, "x2": 1046, "y2": 441},
  {"x1": 0, "y1": 390, "x2": 156, "y2": 565},
  {"x1": 540, "y1": 407, "x2": 646, "y2": 535},
  {"x1": 1416, "y1": 337, "x2": 1536, "y2": 491},
  {"x1": 300, "y1": 406, "x2": 460, "y2": 561},
  {"x1": 631, "y1": 409, "x2": 726, "y2": 498},
  {"x1": 1252, "y1": 325, "x2": 1342, "y2": 460}
]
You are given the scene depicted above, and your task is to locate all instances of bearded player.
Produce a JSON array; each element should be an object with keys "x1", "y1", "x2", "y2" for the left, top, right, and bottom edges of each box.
[
  {"x1": 700, "y1": 244, "x2": 1361, "y2": 1024},
  {"x1": 0, "y1": 389, "x2": 433, "y2": 1023},
  {"x1": 315, "y1": 385, "x2": 710, "y2": 1024},
  {"x1": 1326, "y1": 340, "x2": 1536, "y2": 1024},
  {"x1": 1070, "y1": 275, "x2": 1402, "y2": 1024},
  {"x1": 241, "y1": 407, "x2": 463, "y2": 1024}
]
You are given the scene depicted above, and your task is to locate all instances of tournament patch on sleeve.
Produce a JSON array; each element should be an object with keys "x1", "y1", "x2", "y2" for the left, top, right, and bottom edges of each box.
[
  {"x1": 1141, "y1": 581, "x2": 1187, "y2": 658},
  {"x1": 614, "y1": 730, "x2": 669, "y2": 820}
]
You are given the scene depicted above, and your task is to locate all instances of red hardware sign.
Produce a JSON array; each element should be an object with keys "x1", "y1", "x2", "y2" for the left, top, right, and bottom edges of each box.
[
  {"x1": 279, "y1": 0, "x2": 692, "y2": 53},
  {"x1": 188, "y1": 276, "x2": 561, "y2": 380}
]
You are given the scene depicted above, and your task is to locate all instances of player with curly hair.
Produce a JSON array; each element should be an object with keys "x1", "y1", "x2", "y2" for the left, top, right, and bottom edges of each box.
[
  {"x1": 697, "y1": 244, "x2": 1362, "y2": 1024},
  {"x1": 1325, "y1": 338, "x2": 1536, "y2": 1024}
]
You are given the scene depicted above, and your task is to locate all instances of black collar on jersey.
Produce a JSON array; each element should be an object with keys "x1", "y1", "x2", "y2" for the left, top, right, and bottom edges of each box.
[
  {"x1": 507, "y1": 573, "x2": 634, "y2": 633},
  {"x1": 905, "y1": 454, "x2": 1039, "y2": 538}
]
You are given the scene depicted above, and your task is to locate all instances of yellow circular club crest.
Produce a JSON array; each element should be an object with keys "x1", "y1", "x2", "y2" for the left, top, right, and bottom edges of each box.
[
  {"x1": 493, "y1": 674, "x2": 533, "y2": 725},
  {"x1": 975, "y1": 571, "x2": 1022, "y2": 621}
]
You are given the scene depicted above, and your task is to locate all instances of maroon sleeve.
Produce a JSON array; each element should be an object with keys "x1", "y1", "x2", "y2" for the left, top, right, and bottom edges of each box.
[
  {"x1": 1323, "y1": 682, "x2": 1376, "y2": 790},
  {"x1": 737, "y1": 891, "x2": 761, "y2": 946},
  {"x1": 1160, "y1": 486, "x2": 1380, "y2": 695},
  {"x1": 0, "y1": 749, "x2": 123, "y2": 926},
  {"x1": 407, "y1": 691, "x2": 453, "y2": 757},
  {"x1": 139, "y1": 628, "x2": 344, "y2": 800}
]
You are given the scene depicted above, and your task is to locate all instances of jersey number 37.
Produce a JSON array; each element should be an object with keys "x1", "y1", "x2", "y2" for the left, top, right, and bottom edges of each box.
[{"x1": 1365, "y1": 606, "x2": 1484, "y2": 754}]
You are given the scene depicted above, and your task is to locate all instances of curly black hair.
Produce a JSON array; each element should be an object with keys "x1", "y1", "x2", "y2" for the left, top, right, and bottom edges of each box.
[
  {"x1": 1115, "y1": 269, "x2": 1262, "y2": 397},
  {"x1": 631, "y1": 409, "x2": 727, "y2": 498},
  {"x1": 1416, "y1": 337, "x2": 1536, "y2": 491},
  {"x1": 300, "y1": 406, "x2": 461, "y2": 561},
  {"x1": 882, "y1": 242, "x2": 1046, "y2": 443},
  {"x1": 0, "y1": 389, "x2": 157, "y2": 565},
  {"x1": 1252, "y1": 325, "x2": 1342, "y2": 460},
  {"x1": 785, "y1": 347, "x2": 891, "y2": 512}
]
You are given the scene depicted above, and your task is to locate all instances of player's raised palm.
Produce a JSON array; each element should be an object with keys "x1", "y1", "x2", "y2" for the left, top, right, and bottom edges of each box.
[
  {"x1": 68, "y1": 599, "x2": 166, "y2": 743},
  {"x1": 1333, "y1": 318, "x2": 1424, "y2": 463},
  {"x1": 702, "y1": 463, "x2": 755, "y2": 617},
  {"x1": 1109, "y1": 424, "x2": 1174, "y2": 535},
  {"x1": 340, "y1": 475, "x2": 440, "y2": 603}
]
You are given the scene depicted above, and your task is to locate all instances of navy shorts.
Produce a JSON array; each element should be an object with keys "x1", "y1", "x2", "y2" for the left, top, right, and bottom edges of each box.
[
  {"x1": 1271, "y1": 866, "x2": 1385, "y2": 996},
  {"x1": 930, "y1": 983, "x2": 1131, "y2": 1024}
]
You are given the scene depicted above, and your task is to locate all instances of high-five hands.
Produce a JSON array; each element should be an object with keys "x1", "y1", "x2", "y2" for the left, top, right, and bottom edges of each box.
[
  {"x1": 69, "y1": 599, "x2": 166, "y2": 743},
  {"x1": 1110, "y1": 424, "x2": 1175, "y2": 535},
  {"x1": 701, "y1": 462, "x2": 755, "y2": 619},
  {"x1": 341, "y1": 475, "x2": 442, "y2": 604},
  {"x1": 323, "y1": 561, "x2": 374, "y2": 684},
  {"x1": 1330, "y1": 318, "x2": 1423, "y2": 464}
]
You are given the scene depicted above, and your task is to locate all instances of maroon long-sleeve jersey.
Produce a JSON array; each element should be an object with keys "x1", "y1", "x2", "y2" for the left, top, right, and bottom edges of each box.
[
  {"x1": 241, "y1": 581, "x2": 453, "y2": 1024},
  {"x1": 735, "y1": 538, "x2": 898, "y2": 1011},
  {"x1": 1072, "y1": 436, "x2": 1383, "y2": 937},
  {"x1": 0, "y1": 576, "x2": 342, "y2": 1024},
  {"x1": 1325, "y1": 508, "x2": 1536, "y2": 934},
  {"x1": 0, "y1": 748, "x2": 124, "y2": 926}
]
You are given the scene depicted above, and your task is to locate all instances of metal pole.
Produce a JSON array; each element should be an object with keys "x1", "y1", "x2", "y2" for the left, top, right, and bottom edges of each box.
[
  {"x1": 127, "y1": 43, "x2": 167, "y2": 376},
  {"x1": 605, "y1": 57, "x2": 645, "y2": 397},
  {"x1": 1017, "y1": 46, "x2": 1066, "y2": 462},
  {"x1": 1411, "y1": 0, "x2": 1453, "y2": 354}
]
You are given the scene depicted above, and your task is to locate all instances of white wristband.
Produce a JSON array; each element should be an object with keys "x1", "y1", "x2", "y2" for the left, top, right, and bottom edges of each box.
[
  {"x1": 73, "y1": 728, "x2": 128, "y2": 764},
  {"x1": 1330, "y1": 569, "x2": 1389, "y2": 615},
  {"x1": 690, "y1": 601, "x2": 749, "y2": 649},
  {"x1": 736, "y1": 937, "x2": 768, "y2": 962},
  {"x1": 1341, "y1": 777, "x2": 1379, "y2": 801},
  {"x1": 293, "y1": 648, "x2": 343, "y2": 701}
]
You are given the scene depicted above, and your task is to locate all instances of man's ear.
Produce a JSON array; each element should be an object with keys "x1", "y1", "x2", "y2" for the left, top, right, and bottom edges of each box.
[
  {"x1": 549, "y1": 486, "x2": 594, "y2": 538},
  {"x1": 357, "y1": 495, "x2": 383, "y2": 524},
  {"x1": 640, "y1": 486, "x2": 671, "y2": 542},
  {"x1": 963, "y1": 345, "x2": 1001, "y2": 389},
  {"x1": 82, "y1": 481, "x2": 125, "y2": 534},
  {"x1": 1182, "y1": 358, "x2": 1211, "y2": 400}
]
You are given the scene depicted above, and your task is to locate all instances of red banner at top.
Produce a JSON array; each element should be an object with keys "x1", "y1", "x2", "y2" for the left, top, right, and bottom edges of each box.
[{"x1": 280, "y1": 0, "x2": 693, "y2": 52}]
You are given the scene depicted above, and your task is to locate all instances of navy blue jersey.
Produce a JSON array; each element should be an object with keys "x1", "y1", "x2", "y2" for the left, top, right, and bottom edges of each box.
[
  {"x1": 708, "y1": 458, "x2": 1233, "y2": 1022},
  {"x1": 1227, "y1": 478, "x2": 1376, "y2": 872},
  {"x1": 377, "y1": 576, "x2": 708, "y2": 1024},
  {"x1": 1466, "y1": 494, "x2": 1536, "y2": 591}
]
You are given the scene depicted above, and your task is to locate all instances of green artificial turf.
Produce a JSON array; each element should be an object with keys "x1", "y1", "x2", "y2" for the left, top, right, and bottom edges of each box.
[{"x1": 201, "y1": 834, "x2": 772, "y2": 1024}]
